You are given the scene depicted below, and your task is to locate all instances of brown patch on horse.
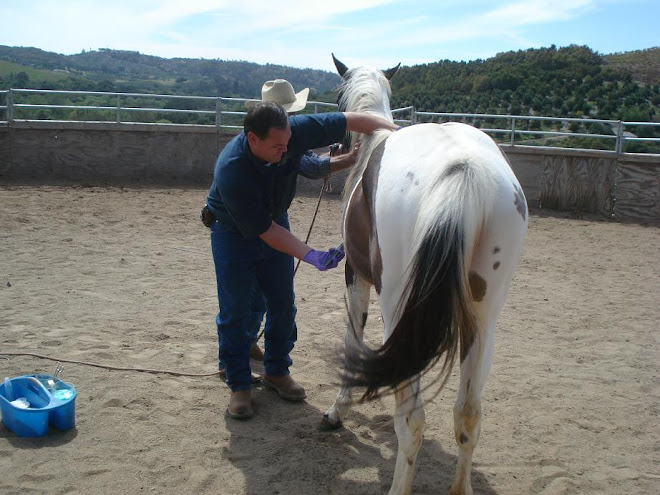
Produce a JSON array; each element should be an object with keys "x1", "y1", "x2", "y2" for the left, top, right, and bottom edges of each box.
[
  {"x1": 345, "y1": 140, "x2": 386, "y2": 293},
  {"x1": 468, "y1": 271, "x2": 487, "y2": 302},
  {"x1": 362, "y1": 141, "x2": 386, "y2": 294},
  {"x1": 498, "y1": 148, "x2": 527, "y2": 221},
  {"x1": 513, "y1": 183, "x2": 527, "y2": 221},
  {"x1": 345, "y1": 179, "x2": 375, "y2": 286}
]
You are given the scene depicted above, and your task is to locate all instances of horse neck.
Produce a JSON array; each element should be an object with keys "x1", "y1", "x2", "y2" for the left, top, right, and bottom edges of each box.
[
  {"x1": 339, "y1": 67, "x2": 395, "y2": 201},
  {"x1": 342, "y1": 128, "x2": 392, "y2": 203}
]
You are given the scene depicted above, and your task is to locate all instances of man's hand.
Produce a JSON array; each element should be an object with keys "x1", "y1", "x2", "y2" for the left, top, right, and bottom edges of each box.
[
  {"x1": 329, "y1": 142, "x2": 360, "y2": 174},
  {"x1": 303, "y1": 246, "x2": 345, "y2": 271}
]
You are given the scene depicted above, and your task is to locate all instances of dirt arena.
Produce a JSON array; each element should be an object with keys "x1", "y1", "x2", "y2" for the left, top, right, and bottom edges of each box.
[{"x1": 0, "y1": 184, "x2": 658, "y2": 494}]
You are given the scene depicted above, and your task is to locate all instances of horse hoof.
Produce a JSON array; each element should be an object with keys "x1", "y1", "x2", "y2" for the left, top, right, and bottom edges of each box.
[{"x1": 319, "y1": 414, "x2": 343, "y2": 431}]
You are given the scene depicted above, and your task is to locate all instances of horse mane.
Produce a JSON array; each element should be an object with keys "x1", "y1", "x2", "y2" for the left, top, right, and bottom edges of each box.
[
  {"x1": 338, "y1": 66, "x2": 396, "y2": 201},
  {"x1": 342, "y1": 129, "x2": 392, "y2": 201}
]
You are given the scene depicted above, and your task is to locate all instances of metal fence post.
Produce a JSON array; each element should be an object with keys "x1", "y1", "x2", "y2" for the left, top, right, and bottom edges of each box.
[
  {"x1": 116, "y1": 94, "x2": 121, "y2": 123},
  {"x1": 410, "y1": 106, "x2": 417, "y2": 125},
  {"x1": 215, "y1": 97, "x2": 222, "y2": 128},
  {"x1": 7, "y1": 89, "x2": 14, "y2": 123},
  {"x1": 510, "y1": 117, "x2": 516, "y2": 146},
  {"x1": 615, "y1": 121, "x2": 624, "y2": 154}
]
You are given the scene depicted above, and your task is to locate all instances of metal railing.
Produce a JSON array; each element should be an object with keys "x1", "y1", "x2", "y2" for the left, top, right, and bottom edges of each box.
[
  {"x1": 392, "y1": 106, "x2": 660, "y2": 154},
  {"x1": 1, "y1": 89, "x2": 658, "y2": 154},
  {"x1": 0, "y1": 89, "x2": 337, "y2": 129}
]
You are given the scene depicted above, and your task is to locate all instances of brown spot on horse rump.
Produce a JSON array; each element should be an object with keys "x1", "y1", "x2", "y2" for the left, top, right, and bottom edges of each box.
[
  {"x1": 493, "y1": 261, "x2": 500, "y2": 270},
  {"x1": 513, "y1": 183, "x2": 527, "y2": 221},
  {"x1": 493, "y1": 246, "x2": 500, "y2": 254},
  {"x1": 469, "y1": 271, "x2": 487, "y2": 302},
  {"x1": 498, "y1": 148, "x2": 527, "y2": 221}
]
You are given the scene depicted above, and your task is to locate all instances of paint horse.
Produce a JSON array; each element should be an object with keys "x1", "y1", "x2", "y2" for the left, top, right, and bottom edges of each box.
[{"x1": 321, "y1": 55, "x2": 528, "y2": 495}]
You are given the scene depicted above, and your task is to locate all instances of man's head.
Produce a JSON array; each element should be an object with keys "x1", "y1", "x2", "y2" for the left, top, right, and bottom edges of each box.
[{"x1": 244, "y1": 102, "x2": 291, "y2": 164}]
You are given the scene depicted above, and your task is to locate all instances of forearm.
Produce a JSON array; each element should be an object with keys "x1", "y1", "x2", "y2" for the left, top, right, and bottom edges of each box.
[
  {"x1": 329, "y1": 152, "x2": 357, "y2": 173},
  {"x1": 258, "y1": 221, "x2": 310, "y2": 260},
  {"x1": 343, "y1": 112, "x2": 399, "y2": 134}
]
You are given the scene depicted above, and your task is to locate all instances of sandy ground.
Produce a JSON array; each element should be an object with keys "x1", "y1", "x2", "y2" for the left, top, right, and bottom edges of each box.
[{"x1": 0, "y1": 183, "x2": 658, "y2": 494}]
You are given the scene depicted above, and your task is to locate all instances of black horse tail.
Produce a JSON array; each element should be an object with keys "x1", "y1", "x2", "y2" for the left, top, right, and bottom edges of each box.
[{"x1": 341, "y1": 161, "x2": 489, "y2": 401}]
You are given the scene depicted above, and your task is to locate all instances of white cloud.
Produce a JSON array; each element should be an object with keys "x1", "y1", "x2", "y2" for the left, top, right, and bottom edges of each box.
[{"x1": 1, "y1": 0, "x2": 655, "y2": 70}]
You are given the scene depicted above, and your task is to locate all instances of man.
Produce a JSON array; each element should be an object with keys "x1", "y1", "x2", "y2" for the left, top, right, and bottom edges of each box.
[
  {"x1": 206, "y1": 96, "x2": 398, "y2": 420},
  {"x1": 215, "y1": 80, "x2": 358, "y2": 383}
]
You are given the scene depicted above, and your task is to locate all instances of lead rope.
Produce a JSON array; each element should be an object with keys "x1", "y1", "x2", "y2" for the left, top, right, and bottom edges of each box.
[
  {"x1": 294, "y1": 143, "x2": 341, "y2": 276},
  {"x1": 293, "y1": 176, "x2": 329, "y2": 277},
  {"x1": 255, "y1": 144, "x2": 339, "y2": 345}
]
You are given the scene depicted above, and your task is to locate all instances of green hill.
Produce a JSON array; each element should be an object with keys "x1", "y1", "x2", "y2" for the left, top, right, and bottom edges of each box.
[
  {"x1": 0, "y1": 60, "x2": 75, "y2": 84},
  {"x1": 604, "y1": 47, "x2": 660, "y2": 86},
  {"x1": 0, "y1": 44, "x2": 657, "y2": 126},
  {"x1": 389, "y1": 45, "x2": 659, "y2": 122},
  {"x1": 0, "y1": 45, "x2": 341, "y2": 98}
]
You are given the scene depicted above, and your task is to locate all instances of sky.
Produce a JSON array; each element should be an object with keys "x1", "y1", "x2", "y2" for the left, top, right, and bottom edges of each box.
[{"x1": 2, "y1": 0, "x2": 659, "y2": 72}]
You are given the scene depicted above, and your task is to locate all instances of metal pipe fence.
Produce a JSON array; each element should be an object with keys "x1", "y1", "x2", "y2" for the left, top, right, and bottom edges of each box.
[
  {"x1": 391, "y1": 107, "x2": 660, "y2": 154},
  {"x1": 1, "y1": 89, "x2": 658, "y2": 154}
]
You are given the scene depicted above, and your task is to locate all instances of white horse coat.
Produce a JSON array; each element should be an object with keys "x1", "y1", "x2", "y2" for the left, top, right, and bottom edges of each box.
[{"x1": 322, "y1": 56, "x2": 528, "y2": 495}]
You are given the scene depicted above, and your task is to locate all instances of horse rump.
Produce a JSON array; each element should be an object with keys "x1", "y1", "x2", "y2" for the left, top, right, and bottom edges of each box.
[{"x1": 341, "y1": 160, "x2": 485, "y2": 401}]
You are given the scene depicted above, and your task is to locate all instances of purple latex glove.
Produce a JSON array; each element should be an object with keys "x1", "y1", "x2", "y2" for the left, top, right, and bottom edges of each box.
[{"x1": 303, "y1": 246, "x2": 345, "y2": 271}]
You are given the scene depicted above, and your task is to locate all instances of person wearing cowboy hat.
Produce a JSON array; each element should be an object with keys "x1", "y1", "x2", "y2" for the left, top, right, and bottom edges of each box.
[
  {"x1": 246, "y1": 79, "x2": 359, "y2": 180},
  {"x1": 213, "y1": 80, "x2": 360, "y2": 384},
  {"x1": 205, "y1": 83, "x2": 398, "y2": 420},
  {"x1": 216, "y1": 80, "x2": 358, "y2": 379}
]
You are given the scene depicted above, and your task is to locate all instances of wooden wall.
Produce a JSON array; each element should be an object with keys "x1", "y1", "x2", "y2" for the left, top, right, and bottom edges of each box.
[
  {"x1": 1, "y1": 122, "x2": 658, "y2": 222},
  {"x1": 0, "y1": 121, "x2": 234, "y2": 185},
  {"x1": 615, "y1": 154, "x2": 660, "y2": 221},
  {"x1": 501, "y1": 146, "x2": 659, "y2": 222},
  {"x1": 0, "y1": 127, "x2": 10, "y2": 176}
]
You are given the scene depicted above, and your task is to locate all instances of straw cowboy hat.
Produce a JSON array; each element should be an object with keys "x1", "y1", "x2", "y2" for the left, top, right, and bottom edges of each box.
[{"x1": 245, "y1": 79, "x2": 310, "y2": 113}]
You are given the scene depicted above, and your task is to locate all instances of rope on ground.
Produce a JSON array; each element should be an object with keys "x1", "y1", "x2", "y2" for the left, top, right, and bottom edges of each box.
[
  {"x1": 1, "y1": 174, "x2": 333, "y2": 377},
  {"x1": 0, "y1": 352, "x2": 221, "y2": 377}
]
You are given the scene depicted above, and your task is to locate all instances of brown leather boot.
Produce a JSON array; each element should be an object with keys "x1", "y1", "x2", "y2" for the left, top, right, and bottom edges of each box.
[
  {"x1": 250, "y1": 342, "x2": 264, "y2": 361},
  {"x1": 263, "y1": 374, "x2": 306, "y2": 401},
  {"x1": 227, "y1": 390, "x2": 253, "y2": 419}
]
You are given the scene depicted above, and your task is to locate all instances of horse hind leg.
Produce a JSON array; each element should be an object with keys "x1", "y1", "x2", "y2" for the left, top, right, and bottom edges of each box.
[
  {"x1": 451, "y1": 275, "x2": 511, "y2": 493},
  {"x1": 449, "y1": 320, "x2": 494, "y2": 495},
  {"x1": 451, "y1": 186, "x2": 526, "y2": 494},
  {"x1": 389, "y1": 378, "x2": 425, "y2": 495},
  {"x1": 321, "y1": 267, "x2": 371, "y2": 430}
]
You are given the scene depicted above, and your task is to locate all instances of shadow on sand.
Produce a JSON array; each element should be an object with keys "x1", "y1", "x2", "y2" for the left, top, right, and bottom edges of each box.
[{"x1": 223, "y1": 383, "x2": 496, "y2": 494}]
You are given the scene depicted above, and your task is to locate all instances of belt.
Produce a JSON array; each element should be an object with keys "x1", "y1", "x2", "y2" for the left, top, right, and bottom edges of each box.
[{"x1": 200, "y1": 205, "x2": 215, "y2": 228}]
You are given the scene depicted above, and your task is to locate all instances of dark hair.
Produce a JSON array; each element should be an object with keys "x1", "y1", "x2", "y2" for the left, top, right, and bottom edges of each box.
[{"x1": 244, "y1": 102, "x2": 289, "y2": 139}]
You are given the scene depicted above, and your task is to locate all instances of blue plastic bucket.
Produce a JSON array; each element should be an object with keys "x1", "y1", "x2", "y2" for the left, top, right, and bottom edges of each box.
[{"x1": 0, "y1": 375, "x2": 77, "y2": 437}]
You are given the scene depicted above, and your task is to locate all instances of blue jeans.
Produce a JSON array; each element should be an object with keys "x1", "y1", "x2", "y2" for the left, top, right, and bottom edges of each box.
[
  {"x1": 216, "y1": 284, "x2": 266, "y2": 370},
  {"x1": 211, "y1": 216, "x2": 297, "y2": 392}
]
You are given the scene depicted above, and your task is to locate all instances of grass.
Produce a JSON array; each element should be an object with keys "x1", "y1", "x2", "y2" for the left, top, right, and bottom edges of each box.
[{"x1": 0, "y1": 60, "x2": 74, "y2": 83}]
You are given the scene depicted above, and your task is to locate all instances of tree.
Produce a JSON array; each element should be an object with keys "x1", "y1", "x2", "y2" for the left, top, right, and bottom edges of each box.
[{"x1": 14, "y1": 71, "x2": 30, "y2": 88}]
